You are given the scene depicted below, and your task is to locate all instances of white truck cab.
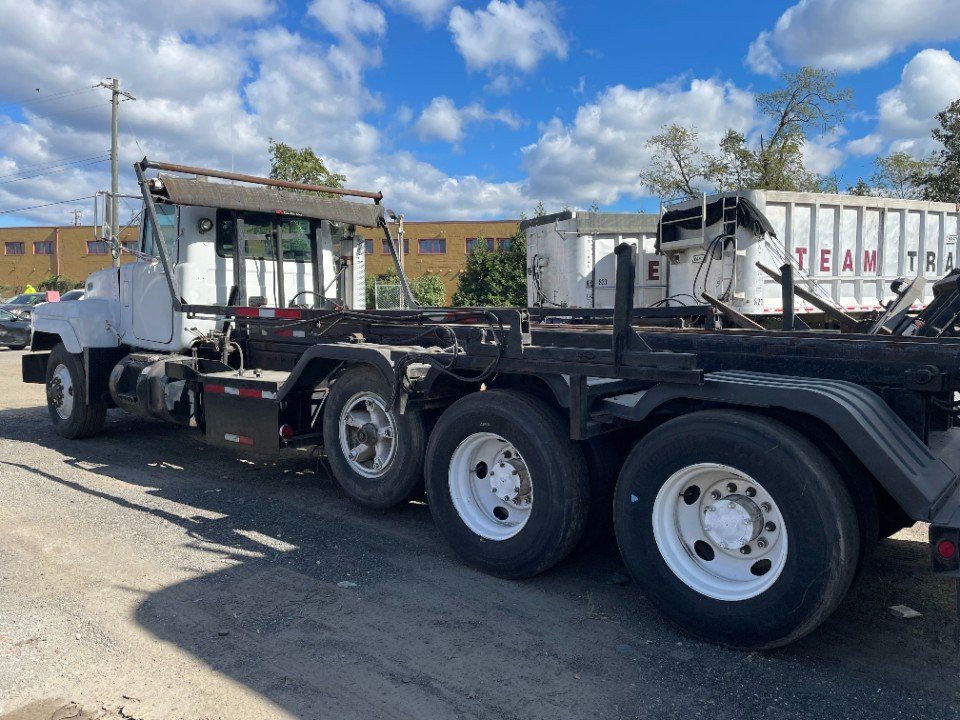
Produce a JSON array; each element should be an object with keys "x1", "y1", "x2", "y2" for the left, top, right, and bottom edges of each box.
[{"x1": 32, "y1": 171, "x2": 371, "y2": 355}]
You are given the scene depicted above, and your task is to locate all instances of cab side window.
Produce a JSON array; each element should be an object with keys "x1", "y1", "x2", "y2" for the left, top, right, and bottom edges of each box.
[{"x1": 142, "y1": 204, "x2": 177, "y2": 260}]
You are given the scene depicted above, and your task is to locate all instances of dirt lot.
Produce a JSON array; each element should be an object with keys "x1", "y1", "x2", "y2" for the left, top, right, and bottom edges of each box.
[{"x1": 0, "y1": 348, "x2": 957, "y2": 719}]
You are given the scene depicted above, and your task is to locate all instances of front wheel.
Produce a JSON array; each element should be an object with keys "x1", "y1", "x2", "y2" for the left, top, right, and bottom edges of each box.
[
  {"x1": 425, "y1": 390, "x2": 590, "y2": 579},
  {"x1": 45, "y1": 343, "x2": 106, "y2": 439},
  {"x1": 615, "y1": 410, "x2": 859, "y2": 649}
]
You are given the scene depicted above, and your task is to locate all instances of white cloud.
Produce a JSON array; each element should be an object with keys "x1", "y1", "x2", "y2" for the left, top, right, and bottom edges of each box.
[
  {"x1": 307, "y1": 0, "x2": 386, "y2": 38},
  {"x1": 448, "y1": 0, "x2": 567, "y2": 73},
  {"x1": 345, "y1": 152, "x2": 529, "y2": 219},
  {"x1": 522, "y1": 78, "x2": 756, "y2": 206},
  {"x1": 747, "y1": 0, "x2": 960, "y2": 73},
  {"x1": 414, "y1": 96, "x2": 521, "y2": 143},
  {"x1": 802, "y1": 131, "x2": 846, "y2": 175},
  {"x1": 846, "y1": 134, "x2": 884, "y2": 156},
  {"x1": 0, "y1": 0, "x2": 536, "y2": 225},
  {"x1": 384, "y1": 0, "x2": 453, "y2": 27},
  {"x1": 847, "y1": 49, "x2": 960, "y2": 157},
  {"x1": 745, "y1": 31, "x2": 782, "y2": 78}
]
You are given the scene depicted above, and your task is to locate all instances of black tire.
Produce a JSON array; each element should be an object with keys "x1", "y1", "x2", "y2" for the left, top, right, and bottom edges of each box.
[
  {"x1": 321, "y1": 364, "x2": 426, "y2": 510},
  {"x1": 45, "y1": 343, "x2": 106, "y2": 439},
  {"x1": 614, "y1": 410, "x2": 859, "y2": 650},
  {"x1": 577, "y1": 432, "x2": 630, "y2": 550},
  {"x1": 795, "y1": 419, "x2": 879, "y2": 578},
  {"x1": 425, "y1": 390, "x2": 590, "y2": 579}
]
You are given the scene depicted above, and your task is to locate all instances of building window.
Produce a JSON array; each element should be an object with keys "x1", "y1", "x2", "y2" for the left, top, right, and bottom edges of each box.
[
  {"x1": 87, "y1": 240, "x2": 109, "y2": 255},
  {"x1": 418, "y1": 238, "x2": 446, "y2": 255},
  {"x1": 33, "y1": 241, "x2": 54, "y2": 255},
  {"x1": 466, "y1": 237, "x2": 494, "y2": 253},
  {"x1": 121, "y1": 240, "x2": 138, "y2": 253},
  {"x1": 4, "y1": 242, "x2": 24, "y2": 255},
  {"x1": 381, "y1": 239, "x2": 410, "y2": 254},
  {"x1": 497, "y1": 237, "x2": 512, "y2": 251},
  {"x1": 364, "y1": 239, "x2": 373, "y2": 254}
]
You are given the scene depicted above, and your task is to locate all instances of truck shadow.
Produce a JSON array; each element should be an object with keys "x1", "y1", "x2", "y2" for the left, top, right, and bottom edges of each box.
[{"x1": 0, "y1": 404, "x2": 957, "y2": 719}]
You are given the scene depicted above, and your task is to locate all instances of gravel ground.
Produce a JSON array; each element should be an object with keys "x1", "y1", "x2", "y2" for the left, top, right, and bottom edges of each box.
[{"x1": 0, "y1": 347, "x2": 957, "y2": 719}]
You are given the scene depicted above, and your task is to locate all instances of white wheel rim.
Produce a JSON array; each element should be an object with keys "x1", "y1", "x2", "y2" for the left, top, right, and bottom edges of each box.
[
  {"x1": 48, "y1": 363, "x2": 74, "y2": 420},
  {"x1": 448, "y1": 432, "x2": 533, "y2": 541},
  {"x1": 651, "y1": 463, "x2": 788, "y2": 601},
  {"x1": 338, "y1": 391, "x2": 398, "y2": 478}
]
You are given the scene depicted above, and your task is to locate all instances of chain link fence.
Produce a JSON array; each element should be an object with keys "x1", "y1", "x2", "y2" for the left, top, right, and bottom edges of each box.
[{"x1": 374, "y1": 282, "x2": 404, "y2": 309}]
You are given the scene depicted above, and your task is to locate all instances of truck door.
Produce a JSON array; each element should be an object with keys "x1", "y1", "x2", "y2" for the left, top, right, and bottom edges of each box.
[{"x1": 127, "y1": 204, "x2": 177, "y2": 344}]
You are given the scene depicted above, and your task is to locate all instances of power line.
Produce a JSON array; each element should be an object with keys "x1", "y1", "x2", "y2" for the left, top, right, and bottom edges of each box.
[
  {"x1": 0, "y1": 153, "x2": 111, "y2": 180},
  {"x1": 0, "y1": 86, "x2": 97, "y2": 112},
  {"x1": 0, "y1": 101, "x2": 112, "y2": 127},
  {"x1": 0, "y1": 195, "x2": 96, "y2": 216},
  {"x1": 0, "y1": 157, "x2": 110, "y2": 186}
]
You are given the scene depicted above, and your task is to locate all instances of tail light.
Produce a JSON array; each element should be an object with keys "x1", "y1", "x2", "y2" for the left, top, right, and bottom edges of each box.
[{"x1": 930, "y1": 526, "x2": 960, "y2": 575}]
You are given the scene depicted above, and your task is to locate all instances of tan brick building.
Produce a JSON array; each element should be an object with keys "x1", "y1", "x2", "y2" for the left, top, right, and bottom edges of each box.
[
  {"x1": 0, "y1": 225, "x2": 139, "y2": 295},
  {"x1": 0, "y1": 220, "x2": 519, "y2": 303},
  {"x1": 362, "y1": 219, "x2": 520, "y2": 303}
]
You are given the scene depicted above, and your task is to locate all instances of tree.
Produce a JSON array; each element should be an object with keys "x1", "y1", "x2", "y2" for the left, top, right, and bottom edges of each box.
[
  {"x1": 708, "y1": 130, "x2": 759, "y2": 193},
  {"x1": 872, "y1": 151, "x2": 927, "y2": 199},
  {"x1": 365, "y1": 267, "x2": 398, "y2": 308},
  {"x1": 639, "y1": 67, "x2": 850, "y2": 198},
  {"x1": 36, "y1": 274, "x2": 82, "y2": 292},
  {"x1": 846, "y1": 178, "x2": 872, "y2": 196},
  {"x1": 916, "y1": 99, "x2": 960, "y2": 202},
  {"x1": 410, "y1": 274, "x2": 446, "y2": 306},
  {"x1": 639, "y1": 125, "x2": 712, "y2": 199},
  {"x1": 452, "y1": 227, "x2": 527, "y2": 307},
  {"x1": 268, "y1": 139, "x2": 346, "y2": 192},
  {"x1": 753, "y1": 67, "x2": 850, "y2": 192}
]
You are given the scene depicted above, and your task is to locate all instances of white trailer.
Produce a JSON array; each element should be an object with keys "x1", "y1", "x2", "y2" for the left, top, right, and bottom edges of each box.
[{"x1": 524, "y1": 191, "x2": 960, "y2": 318}]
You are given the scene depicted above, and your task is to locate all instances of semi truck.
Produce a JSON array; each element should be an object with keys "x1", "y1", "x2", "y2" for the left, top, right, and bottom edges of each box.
[{"x1": 21, "y1": 159, "x2": 960, "y2": 650}]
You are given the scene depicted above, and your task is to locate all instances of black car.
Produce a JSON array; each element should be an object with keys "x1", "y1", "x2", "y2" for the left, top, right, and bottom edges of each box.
[
  {"x1": 0, "y1": 307, "x2": 30, "y2": 349},
  {"x1": 0, "y1": 292, "x2": 53, "y2": 319},
  {"x1": 59, "y1": 289, "x2": 85, "y2": 301}
]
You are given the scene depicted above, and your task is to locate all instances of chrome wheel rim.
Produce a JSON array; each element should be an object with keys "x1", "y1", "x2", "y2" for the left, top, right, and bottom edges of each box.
[
  {"x1": 651, "y1": 463, "x2": 788, "y2": 601},
  {"x1": 448, "y1": 432, "x2": 533, "y2": 541},
  {"x1": 338, "y1": 391, "x2": 398, "y2": 478},
  {"x1": 48, "y1": 363, "x2": 74, "y2": 420}
]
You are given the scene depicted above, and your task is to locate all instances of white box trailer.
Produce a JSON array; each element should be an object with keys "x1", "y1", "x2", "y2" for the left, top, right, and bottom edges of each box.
[
  {"x1": 524, "y1": 211, "x2": 666, "y2": 309},
  {"x1": 524, "y1": 192, "x2": 960, "y2": 316}
]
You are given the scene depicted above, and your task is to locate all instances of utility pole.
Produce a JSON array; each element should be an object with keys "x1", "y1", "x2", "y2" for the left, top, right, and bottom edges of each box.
[
  {"x1": 96, "y1": 78, "x2": 136, "y2": 266},
  {"x1": 69, "y1": 208, "x2": 83, "y2": 226}
]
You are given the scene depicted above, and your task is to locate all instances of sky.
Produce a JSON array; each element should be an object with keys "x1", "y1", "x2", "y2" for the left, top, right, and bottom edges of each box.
[{"x1": 2, "y1": 0, "x2": 960, "y2": 227}]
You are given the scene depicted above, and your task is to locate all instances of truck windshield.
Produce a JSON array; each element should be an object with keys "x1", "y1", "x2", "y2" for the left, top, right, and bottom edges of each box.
[
  {"x1": 215, "y1": 211, "x2": 315, "y2": 263},
  {"x1": 142, "y1": 204, "x2": 177, "y2": 259}
]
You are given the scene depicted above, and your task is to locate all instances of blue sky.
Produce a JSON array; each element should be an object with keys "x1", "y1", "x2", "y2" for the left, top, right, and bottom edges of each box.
[{"x1": 1, "y1": 0, "x2": 960, "y2": 226}]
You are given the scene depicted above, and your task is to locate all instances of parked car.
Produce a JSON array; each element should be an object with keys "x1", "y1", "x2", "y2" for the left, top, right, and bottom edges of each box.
[
  {"x1": 0, "y1": 307, "x2": 30, "y2": 349},
  {"x1": 59, "y1": 289, "x2": 85, "y2": 301},
  {"x1": 0, "y1": 291, "x2": 59, "y2": 319}
]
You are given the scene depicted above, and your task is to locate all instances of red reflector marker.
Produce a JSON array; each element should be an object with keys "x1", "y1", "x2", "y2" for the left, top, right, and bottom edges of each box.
[
  {"x1": 279, "y1": 424, "x2": 294, "y2": 440},
  {"x1": 936, "y1": 539, "x2": 957, "y2": 560}
]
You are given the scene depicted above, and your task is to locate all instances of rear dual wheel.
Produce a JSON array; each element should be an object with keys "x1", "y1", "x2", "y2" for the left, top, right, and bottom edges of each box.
[
  {"x1": 425, "y1": 390, "x2": 590, "y2": 579},
  {"x1": 615, "y1": 410, "x2": 860, "y2": 649}
]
